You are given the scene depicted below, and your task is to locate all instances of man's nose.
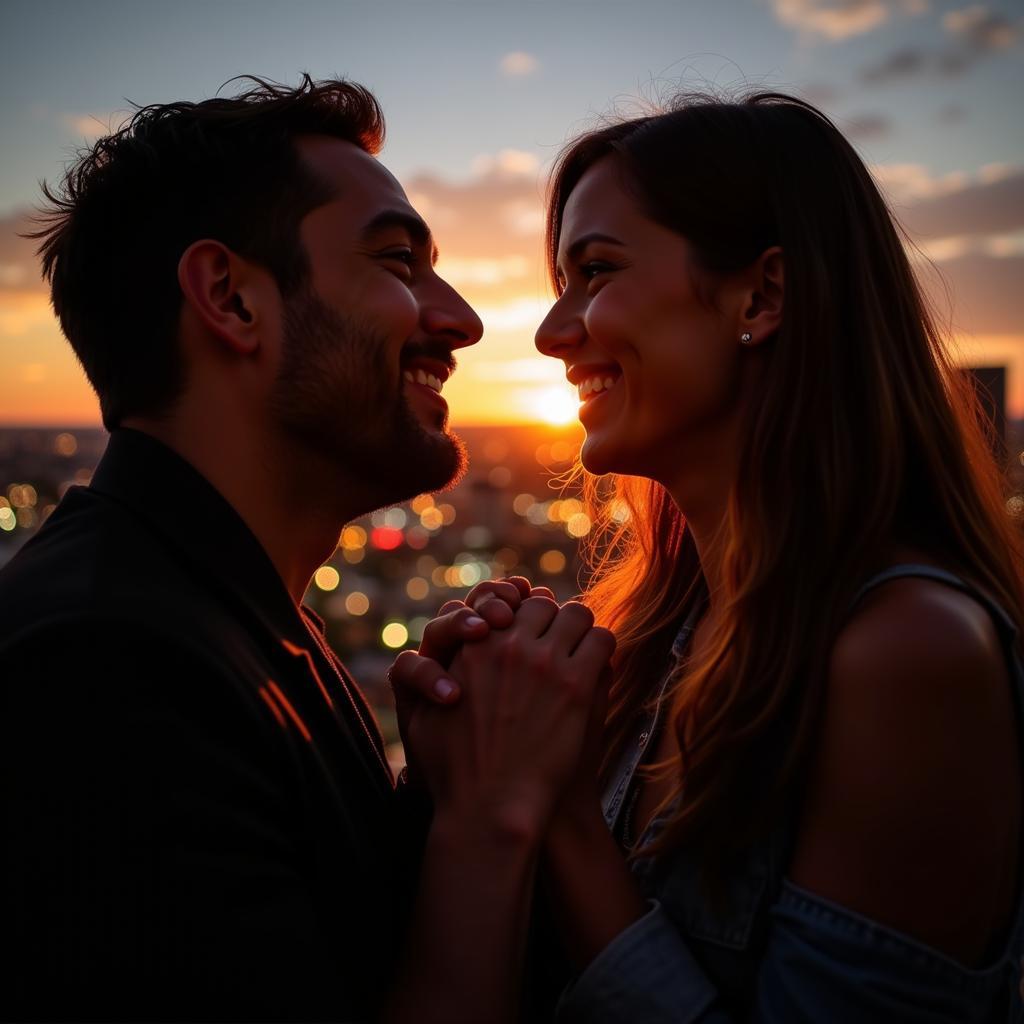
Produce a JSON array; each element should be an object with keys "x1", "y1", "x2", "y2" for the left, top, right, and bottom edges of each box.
[
  {"x1": 420, "y1": 277, "x2": 483, "y2": 350},
  {"x1": 534, "y1": 297, "x2": 584, "y2": 359}
]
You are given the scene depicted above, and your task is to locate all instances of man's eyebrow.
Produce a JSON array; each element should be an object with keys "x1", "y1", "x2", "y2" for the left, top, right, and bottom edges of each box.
[
  {"x1": 563, "y1": 232, "x2": 626, "y2": 266},
  {"x1": 360, "y1": 209, "x2": 439, "y2": 262}
]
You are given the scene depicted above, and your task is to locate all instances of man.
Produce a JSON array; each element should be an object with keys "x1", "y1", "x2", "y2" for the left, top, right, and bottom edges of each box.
[{"x1": 0, "y1": 76, "x2": 608, "y2": 1023}]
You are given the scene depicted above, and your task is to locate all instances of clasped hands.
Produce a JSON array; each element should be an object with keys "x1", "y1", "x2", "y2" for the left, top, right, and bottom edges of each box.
[{"x1": 389, "y1": 577, "x2": 615, "y2": 839}]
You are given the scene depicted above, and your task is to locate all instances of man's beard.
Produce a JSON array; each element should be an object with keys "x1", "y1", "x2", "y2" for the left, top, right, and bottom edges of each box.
[{"x1": 269, "y1": 288, "x2": 467, "y2": 507}]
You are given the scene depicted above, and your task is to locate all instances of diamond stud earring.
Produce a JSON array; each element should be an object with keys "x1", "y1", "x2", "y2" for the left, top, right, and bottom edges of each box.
[{"x1": 740, "y1": 332, "x2": 753, "y2": 344}]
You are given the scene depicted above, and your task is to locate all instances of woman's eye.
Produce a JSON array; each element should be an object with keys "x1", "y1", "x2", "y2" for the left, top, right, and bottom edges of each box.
[{"x1": 580, "y1": 260, "x2": 615, "y2": 280}]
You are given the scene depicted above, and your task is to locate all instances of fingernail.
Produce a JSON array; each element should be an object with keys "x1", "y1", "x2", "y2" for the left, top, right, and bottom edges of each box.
[
  {"x1": 434, "y1": 678, "x2": 457, "y2": 700},
  {"x1": 464, "y1": 616, "x2": 485, "y2": 627}
]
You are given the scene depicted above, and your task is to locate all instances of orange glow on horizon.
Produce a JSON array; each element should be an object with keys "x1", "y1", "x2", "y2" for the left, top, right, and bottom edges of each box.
[{"x1": 1, "y1": 310, "x2": 1021, "y2": 426}]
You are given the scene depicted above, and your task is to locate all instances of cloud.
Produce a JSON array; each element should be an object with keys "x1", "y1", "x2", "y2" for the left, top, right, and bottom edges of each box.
[
  {"x1": 0, "y1": 291, "x2": 54, "y2": 337},
  {"x1": 896, "y1": 165, "x2": 1024, "y2": 237},
  {"x1": 858, "y1": 45, "x2": 978, "y2": 83},
  {"x1": 434, "y1": 256, "x2": 530, "y2": 287},
  {"x1": 860, "y1": 5, "x2": 1019, "y2": 83},
  {"x1": 769, "y1": 0, "x2": 926, "y2": 41},
  {"x1": 844, "y1": 113, "x2": 892, "y2": 140},
  {"x1": 402, "y1": 170, "x2": 547, "y2": 305},
  {"x1": 799, "y1": 81, "x2": 841, "y2": 106},
  {"x1": 0, "y1": 214, "x2": 54, "y2": 336},
  {"x1": 866, "y1": 165, "x2": 1024, "y2": 340},
  {"x1": 499, "y1": 51, "x2": 539, "y2": 77},
  {"x1": 501, "y1": 199, "x2": 545, "y2": 236},
  {"x1": 937, "y1": 103, "x2": 968, "y2": 123},
  {"x1": 60, "y1": 111, "x2": 122, "y2": 140},
  {"x1": 0, "y1": 212, "x2": 46, "y2": 295},
  {"x1": 0, "y1": 263, "x2": 28, "y2": 287},
  {"x1": 943, "y1": 5, "x2": 1020, "y2": 50},
  {"x1": 916, "y1": 252, "x2": 1024, "y2": 335},
  {"x1": 861, "y1": 46, "x2": 928, "y2": 83},
  {"x1": 472, "y1": 297, "x2": 552, "y2": 332},
  {"x1": 470, "y1": 149, "x2": 540, "y2": 179},
  {"x1": 872, "y1": 163, "x2": 971, "y2": 203}
]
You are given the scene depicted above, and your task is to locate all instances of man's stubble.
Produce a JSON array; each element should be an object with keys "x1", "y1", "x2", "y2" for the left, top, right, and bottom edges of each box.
[{"x1": 269, "y1": 287, "x2": 467, "y2": 509}]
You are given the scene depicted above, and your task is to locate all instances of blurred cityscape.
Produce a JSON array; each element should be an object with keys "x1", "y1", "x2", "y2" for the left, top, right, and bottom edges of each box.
[{"x1": 2, "y1": 372, "x2": 1020, "y2": 766}]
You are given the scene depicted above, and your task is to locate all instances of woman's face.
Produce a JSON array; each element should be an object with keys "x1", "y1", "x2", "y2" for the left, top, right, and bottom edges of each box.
[{"x1": 535, "y1": 156, "x2": 746, "y2": 484}]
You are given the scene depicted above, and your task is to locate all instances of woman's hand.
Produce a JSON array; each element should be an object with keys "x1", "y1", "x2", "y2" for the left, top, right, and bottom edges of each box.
[{"x1": 403, "y1": 596, "x2": 616, "y2": 838}]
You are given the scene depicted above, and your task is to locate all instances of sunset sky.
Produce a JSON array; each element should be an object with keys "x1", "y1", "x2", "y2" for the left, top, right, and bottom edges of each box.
[{"x1": 1, "y1": 0, "x2": 1022, "y2": 425}]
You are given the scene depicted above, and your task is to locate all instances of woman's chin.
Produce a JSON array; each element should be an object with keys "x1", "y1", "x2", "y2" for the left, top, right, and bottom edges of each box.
[{"x1": 580, "y1": 433, "x2": 625, "y2": 477}]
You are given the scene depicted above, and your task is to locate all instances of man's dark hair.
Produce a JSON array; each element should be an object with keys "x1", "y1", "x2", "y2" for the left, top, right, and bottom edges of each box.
[{"x1": 29, "y1": 75, "x2": 385, "y2": 429}]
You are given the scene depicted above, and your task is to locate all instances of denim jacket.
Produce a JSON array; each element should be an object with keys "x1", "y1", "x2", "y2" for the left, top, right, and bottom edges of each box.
[{"x1": 557, "y1": 565, "x2": 1024, "y2": 1023}]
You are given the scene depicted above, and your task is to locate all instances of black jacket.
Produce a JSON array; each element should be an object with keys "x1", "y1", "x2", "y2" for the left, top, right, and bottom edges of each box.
[{"x1": 1, "y1": 429, "x2": 423, "y2": 1022}]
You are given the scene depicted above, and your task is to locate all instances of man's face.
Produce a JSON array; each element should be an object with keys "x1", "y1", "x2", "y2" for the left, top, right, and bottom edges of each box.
[{"x1": 268, "y1": 136, "x2": 482, "y2": 505}]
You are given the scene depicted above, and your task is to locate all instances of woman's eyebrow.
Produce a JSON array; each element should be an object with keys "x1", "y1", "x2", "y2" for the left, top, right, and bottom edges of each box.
[{"x1": 563, "y1": 232, "x2": 625, "y2": 264}]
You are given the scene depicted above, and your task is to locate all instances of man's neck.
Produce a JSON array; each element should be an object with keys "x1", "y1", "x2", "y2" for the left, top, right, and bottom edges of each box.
[{"x1": 121, "y1": 413, "x2": 356, "y2": 604}]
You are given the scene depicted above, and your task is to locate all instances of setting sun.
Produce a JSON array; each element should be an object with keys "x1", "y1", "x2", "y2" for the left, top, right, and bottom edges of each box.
[{"x1": 526, "y1": 386, "x2": 579, "y2": 426}]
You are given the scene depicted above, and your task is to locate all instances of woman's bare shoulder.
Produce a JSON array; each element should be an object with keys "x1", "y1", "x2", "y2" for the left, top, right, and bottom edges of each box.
[{"x1": 788, "y1": 573, "x2": 1020, "y2": 965}]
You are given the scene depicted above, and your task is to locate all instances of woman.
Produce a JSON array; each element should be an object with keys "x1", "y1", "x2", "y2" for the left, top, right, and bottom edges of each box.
[{"x1": 394, "y1": 92, "x2": 1024, "y2": 1021}]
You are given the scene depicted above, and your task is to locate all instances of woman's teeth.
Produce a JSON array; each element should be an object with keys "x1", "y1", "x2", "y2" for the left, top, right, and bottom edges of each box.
[
  {"x1": 578, "y1": 375, "x2": 619, "y2": 401},
  {"x1": 403, "y1": 369, "x2": 443, "y2": 394}
]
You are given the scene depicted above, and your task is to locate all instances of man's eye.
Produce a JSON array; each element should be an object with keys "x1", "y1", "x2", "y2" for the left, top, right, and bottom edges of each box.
[{"x1": 380, "y1": 247, "x2": 416, "y2": 268}]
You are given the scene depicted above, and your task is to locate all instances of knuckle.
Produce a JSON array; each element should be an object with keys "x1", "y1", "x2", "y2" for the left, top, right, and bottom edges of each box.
[
  {"x1": 389, "y1": 650, "x2": 417, "y2": 686},
  {"x1": 561, "y1": 600, "x2": 594, "y2": 626},
  {"x1": 478, "y1": 601, "x2": 512, "y2": 626},
  {"x1": 466, "y1": 583, "x2": 497, "y2": 608},
  {"x1": 456, "y1": 606, "x2": 481, "y2": 625},
  {"x1": 563, "y1": 669, "x2": 596, "y2": 705},
  {"x1": 409, "y1": 655, "x2": 437, "y2": 682},
  {"x1": 560, "y1": 667, "x2": 583, "y2": 692},
  {"x1": 470, "y1": 593, "x2": 499, "y2": 613},
  {"x1": 420, "y1": 617, "x2": 443, "y2": 643},
  {"x1": 525, "y1": 644, "x2": 555, "y2": 675}
]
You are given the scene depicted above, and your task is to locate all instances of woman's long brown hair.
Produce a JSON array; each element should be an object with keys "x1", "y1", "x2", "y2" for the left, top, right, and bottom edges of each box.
[{"x1": 546, "y1": 93, "x2": 1024, "y2": 871}]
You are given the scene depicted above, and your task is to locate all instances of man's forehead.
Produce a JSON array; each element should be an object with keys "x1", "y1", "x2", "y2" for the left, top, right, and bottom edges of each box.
[{"x1": 295, "y1": 134, "x2": 411, "y2": 212}]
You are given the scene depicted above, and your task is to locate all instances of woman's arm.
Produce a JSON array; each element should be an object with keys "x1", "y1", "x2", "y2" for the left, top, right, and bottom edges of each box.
[{"x1": 541, "y1": 795, "x2": 649, "y2": 968}]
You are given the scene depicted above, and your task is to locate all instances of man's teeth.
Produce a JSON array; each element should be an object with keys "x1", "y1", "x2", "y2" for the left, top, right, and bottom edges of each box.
[
  {"x1": 403, "y1": 369, "x2": 444, "y2": 393},
  {"x1": 578, "y1": 375, "x2": 619, "y2": 400}
]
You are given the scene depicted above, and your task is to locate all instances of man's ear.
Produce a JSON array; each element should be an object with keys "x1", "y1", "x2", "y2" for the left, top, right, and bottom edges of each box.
[
  {"x1": 737, "y1": 246, "x2": 784, "y2": 346},
  {"x1": 177, "y1": 240, "x2": 268, "y2": 356}
]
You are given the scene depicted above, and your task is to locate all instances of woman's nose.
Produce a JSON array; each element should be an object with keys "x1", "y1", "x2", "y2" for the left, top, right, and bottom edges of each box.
[{"x1": 535, "y1": 298, "x2": 585, "y2": 359}]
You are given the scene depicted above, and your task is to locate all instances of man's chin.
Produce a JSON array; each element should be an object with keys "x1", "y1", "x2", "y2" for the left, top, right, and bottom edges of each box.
[{"x1": 401, "y1": 423, "x2": 467, "y2": 496}]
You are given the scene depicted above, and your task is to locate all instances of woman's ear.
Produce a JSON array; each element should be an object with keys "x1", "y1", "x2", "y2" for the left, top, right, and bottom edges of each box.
[
  {"x1": 177, "y1": 240, "x2": 265, "y2": 356},
  {"x1": 738, "y1": 246, "x2": 784, "y2": 346}
]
